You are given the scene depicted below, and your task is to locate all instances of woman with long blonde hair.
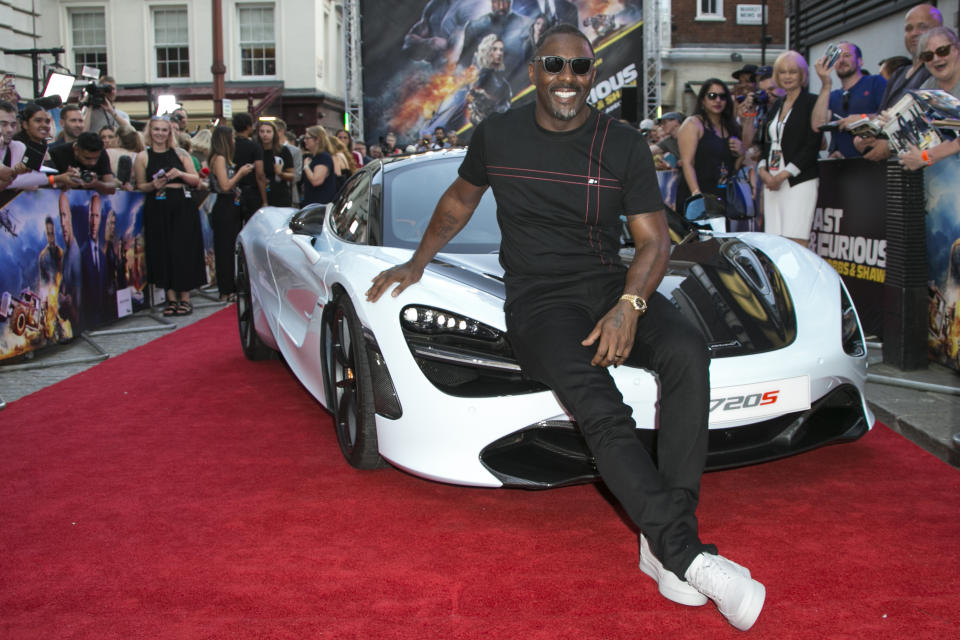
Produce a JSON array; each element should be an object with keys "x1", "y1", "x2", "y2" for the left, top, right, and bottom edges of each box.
[{"x1": 134, "y1": 116, "x2": 205, "y2": 315}]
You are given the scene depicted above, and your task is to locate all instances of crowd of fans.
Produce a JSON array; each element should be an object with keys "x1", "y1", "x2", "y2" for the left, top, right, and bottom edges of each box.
[
  {"x1": 0, "y1": 73, "x2": 464, "y2": 313},
  {"x1": 637, "y1": 3, "x2": 947, "y2": 245},
  {"x1": 0, "y1": 2, "x2": 952, "y2": 312}
]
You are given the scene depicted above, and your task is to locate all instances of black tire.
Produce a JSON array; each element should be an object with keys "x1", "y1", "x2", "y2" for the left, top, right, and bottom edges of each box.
[
  {"x1": 235, "y1": 245, "x2": 275, "y2": 361},
  {"x1": 322, "y1": 294, "x2": 384, "y2": 469}
]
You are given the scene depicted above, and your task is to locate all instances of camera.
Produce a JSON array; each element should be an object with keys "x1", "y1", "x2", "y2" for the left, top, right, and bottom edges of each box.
[
  {"x1": 735, "y1": 90, "x2": 770, "y2": 107},
  {"x1": 80, "y1": 169, "x2": 95, "y2": 183},
  {"x1": 81, "y1": 81, "x2": 112, "y2": 108},
  {"x1": 824, "y1": 43, "x2": 843, "y2": 69}
]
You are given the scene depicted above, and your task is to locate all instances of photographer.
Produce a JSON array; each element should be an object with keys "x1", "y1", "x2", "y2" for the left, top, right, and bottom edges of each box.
[
  {"x1": 47, "y1": 131, "x2": 118, "y2": 195},
  {"x1": 82, "y1": 76, "x2": 134, "y2": 138}
]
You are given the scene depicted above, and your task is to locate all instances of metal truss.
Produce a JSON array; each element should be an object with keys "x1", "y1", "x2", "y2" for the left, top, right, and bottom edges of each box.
[
  {"x1": 342, "y1": 0, "x2": 365, "y2": 141},
  {"x1": 642, "y1": 0, "x2": 662, "y2": 119}
]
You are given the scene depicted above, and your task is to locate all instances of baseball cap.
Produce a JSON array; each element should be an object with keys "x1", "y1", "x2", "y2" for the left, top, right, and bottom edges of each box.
[
  {"x1": 756, "y1": 65, "x2": 773, "y2": 80},
  {"x1": 639, "y1": 118, "x2": 655, "y2": 131},
  {"x1": 658, "y1": 112, "x2": 684, "y2": 124}
]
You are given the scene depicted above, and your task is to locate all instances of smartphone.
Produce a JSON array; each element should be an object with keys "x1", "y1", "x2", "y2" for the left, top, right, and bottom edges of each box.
[
  {"x1": 824, "y1": 43, "x2": 842, "y2": 69},
  {"x1": 152, "y1": 168, "x2": 166, "y2": 180},
  {"x1": 116, "y1": 155, "x2": 132, "y2": 183},
  {"x1": 23, "y1": 142, "x2": 48, "y2": 171}
]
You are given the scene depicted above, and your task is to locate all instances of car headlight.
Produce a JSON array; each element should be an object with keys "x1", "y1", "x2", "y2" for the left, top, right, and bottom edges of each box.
[
  {"x1": 840, "y1": 284, "x2": 865, "y2": 357},
  {"x1": 401, "y1": 305, "x2": 500, "y2": 340},
  {"x1": 400, "y1": 304, "x2": 548, "y2": 398}
]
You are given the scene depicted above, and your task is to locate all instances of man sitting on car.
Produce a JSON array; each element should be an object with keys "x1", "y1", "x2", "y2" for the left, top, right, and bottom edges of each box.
[{"x1": 46, "y1": 131, "x2": 117, "y2": 195}]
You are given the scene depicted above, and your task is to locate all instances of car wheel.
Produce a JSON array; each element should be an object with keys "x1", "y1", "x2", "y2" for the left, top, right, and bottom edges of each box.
[
  {"x1": 235, "y1": 245, "x2": 274, "y2": 361},
  {"x1": 323, "y1": 295, "x2": 384, "y2": 469},
  {"x1": 11, "y1": 307, "x2": 27, "y2": 336}
]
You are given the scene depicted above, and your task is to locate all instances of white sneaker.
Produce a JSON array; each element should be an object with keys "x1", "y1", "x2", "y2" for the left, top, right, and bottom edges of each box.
[
  {"x1": 639, "y1": 535, "x2": 708, "y2": 606},
  {"x1": 684, "y1": 552, "x2": 766, "y2": 631}
]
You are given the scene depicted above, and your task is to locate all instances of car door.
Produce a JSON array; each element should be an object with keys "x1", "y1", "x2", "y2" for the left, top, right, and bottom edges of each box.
[{"x1": 267, "y1": 204, "x2": 334, "y2": 379}]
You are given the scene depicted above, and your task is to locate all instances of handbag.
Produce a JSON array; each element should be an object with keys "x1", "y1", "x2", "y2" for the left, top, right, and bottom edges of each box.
[{"x1": 722, "y1": 167, "x2": 755, "y2": 220}]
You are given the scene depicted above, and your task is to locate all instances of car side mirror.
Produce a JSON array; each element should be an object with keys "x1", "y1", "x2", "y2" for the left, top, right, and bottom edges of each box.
[{"x1": 288, "y1": 203, "x2": 327, "y2": 236}]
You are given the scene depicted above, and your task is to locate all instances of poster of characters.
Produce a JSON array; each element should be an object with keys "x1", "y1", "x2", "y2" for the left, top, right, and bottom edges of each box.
[
  {"x1": 0, "y1": 189, "x2": 148, "y2": 361},
  {"x1": 925, "y1": 156, "x2": 960, "y2": 371},
  {"x1": 360, "y1": 0, "x2": 644, "y2": 148}
]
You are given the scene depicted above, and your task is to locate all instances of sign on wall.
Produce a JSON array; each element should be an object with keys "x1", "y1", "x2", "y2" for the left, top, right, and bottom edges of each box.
[{"x1": 736, "y1": 5, "x2": 766, "y2": 26}]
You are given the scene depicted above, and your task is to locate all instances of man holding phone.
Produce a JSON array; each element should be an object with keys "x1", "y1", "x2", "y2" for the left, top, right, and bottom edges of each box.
[{"x1": 811, "y1": 42, "x2": 887, "y2": 158}]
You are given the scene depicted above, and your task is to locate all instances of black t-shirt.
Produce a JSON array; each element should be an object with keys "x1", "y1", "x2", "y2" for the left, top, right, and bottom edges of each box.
[
  {"x1": 233, "y1": 135, "x2": 263, "y2": 191},
  {"x1": 459, "y1": 102, "x2": 663, "y2": 303},
  {"x1": 263, "y1": 144, "x2": 293, "y2": 206},
  {"x1": 301, "y1": 152, "x2": 337, "y2": 205},
  {"x1": 47, "y1": 142, "x2": 113, "y2": 177}
]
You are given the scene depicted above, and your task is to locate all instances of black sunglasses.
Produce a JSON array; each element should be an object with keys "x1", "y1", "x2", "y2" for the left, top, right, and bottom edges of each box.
[
  {"x1": 919, "y1": 43, "x2": 953, "y2": 62},
  {"x1": 842, "y1": 90, "x2": 851, "y2": 111},
  {"x1": 531, "y1": 55, "x2": 595, "y2": 75},
  {"x1": 706, "y1": 92, "x2": 728, "y2": 101}
]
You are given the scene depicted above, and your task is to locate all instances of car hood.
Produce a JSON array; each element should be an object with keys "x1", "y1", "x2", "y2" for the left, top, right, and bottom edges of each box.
[
  {"x1": 425, "y1": 253, "x2": 505, "y2": 299},
  {"x1": 662, "y1": 238, "x2": 797, "y2": 357},
  {"x1": 424, "y1": 239, "x2": 797, "y2": 358}
]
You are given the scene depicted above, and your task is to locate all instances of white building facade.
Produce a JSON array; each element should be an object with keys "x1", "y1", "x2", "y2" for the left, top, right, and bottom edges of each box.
[{"x1": 2, "y1": 0, "x2": 348, "y2": 133}]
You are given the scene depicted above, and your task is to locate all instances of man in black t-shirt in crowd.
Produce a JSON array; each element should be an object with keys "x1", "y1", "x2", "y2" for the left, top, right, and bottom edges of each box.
[
  {"x1": 47, "y1": 131, "x2": 117, "y2": 196},
  {"x1": 232, "y1": 112, "x2": 267, "y2": 223},
  {"x1": 367, "y1": 24, "x2": 765, "y2": 631}
]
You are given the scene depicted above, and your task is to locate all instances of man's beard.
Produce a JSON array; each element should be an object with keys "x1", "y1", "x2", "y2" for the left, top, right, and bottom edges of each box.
[
  {"x1": 836, "y1": 65, "x2": 858, "y2": 79},
  {"x1": 551, "y1": 104, "x2": 581, "y2": 121}
]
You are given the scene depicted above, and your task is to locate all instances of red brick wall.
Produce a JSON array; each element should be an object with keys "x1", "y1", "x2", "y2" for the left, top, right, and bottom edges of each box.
[{"x1": 673, "y1": 1, "x2": 786, "y2": 46}]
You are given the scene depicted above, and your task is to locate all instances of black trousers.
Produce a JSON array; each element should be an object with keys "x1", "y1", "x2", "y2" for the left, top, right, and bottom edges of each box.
[
  {"x1": 211, "y1": 194, "x2": 242, "y2": 296},
  {"x1": 505, "y1": 273, "x2": 715, "y2": 578}
]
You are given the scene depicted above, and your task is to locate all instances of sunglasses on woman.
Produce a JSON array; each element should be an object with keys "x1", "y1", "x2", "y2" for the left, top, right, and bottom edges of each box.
[
  {"x1": 706, "y1": 92, "x2": 728, "y2": 101},
  {"x1": 919, "y1": 43, "x2": 954, "y2": 62},
  {"x1": 531, "y1": 55, "x2": 595, "y2": 75}
]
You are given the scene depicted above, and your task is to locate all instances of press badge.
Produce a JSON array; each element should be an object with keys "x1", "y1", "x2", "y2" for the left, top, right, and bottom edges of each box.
[{"x1": 769, "y1": 143, "x2": 783, "y2": 171}]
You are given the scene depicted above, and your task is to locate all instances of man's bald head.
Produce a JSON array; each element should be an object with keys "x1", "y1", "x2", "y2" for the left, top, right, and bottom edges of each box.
[{"x1": 905, "y1": 4, "x2": 944, "y2": 57}]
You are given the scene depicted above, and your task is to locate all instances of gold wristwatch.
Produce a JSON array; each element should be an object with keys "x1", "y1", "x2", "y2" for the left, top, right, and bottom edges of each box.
[{"x1": 619, "y1": 294, "x2": 647, "y2": 315}]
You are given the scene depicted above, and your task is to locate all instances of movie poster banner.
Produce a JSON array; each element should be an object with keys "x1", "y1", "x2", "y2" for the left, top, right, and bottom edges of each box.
[
  {"x1": 810, "y1": 159, "x2": 888, "y2": 338},
  {"x1": 359, "y1": 0, "x2": 644, "y2": 148},
  {"x1": 924, "y1": 155, "x2": 960, "y2": 371},
  {"x1": 0, "y1": 189, "x2": 148, "y2": 361}
]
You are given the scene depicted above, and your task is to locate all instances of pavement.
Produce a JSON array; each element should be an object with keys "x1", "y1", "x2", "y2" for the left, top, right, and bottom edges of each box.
[{"x1": 2, "y1": 287, "x2": 959, "y2": 469}]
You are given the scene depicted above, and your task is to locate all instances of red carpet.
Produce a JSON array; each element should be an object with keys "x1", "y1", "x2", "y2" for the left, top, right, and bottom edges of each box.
[{"x1": 2, "y1": 309, "x2": 958, "y2": 639}]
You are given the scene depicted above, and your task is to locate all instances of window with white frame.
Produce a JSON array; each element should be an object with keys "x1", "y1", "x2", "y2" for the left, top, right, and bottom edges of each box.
[
  {"x1": 697, "y1": 0, "x2": 724, "y2": 19},
  {"x1": 238, "y1": 5, "x2": 276, "y2": 76},
  {"x1": 70, "y1": 9, "x2": 108, "y2": 76},
  {"x1": 154, "y1": 7, "x2": 190, "y2": 79}
]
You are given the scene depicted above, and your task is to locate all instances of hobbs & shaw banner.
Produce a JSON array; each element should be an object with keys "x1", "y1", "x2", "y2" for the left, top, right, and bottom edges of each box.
[
  {"x1": 0, "y1": 189, "x2": 217, "y2": 361},
  {"x1": 360, "y1": 0, "x2": 644, "y2": 147},
  {"x1": 925, "y1": 155, "x2": 960, "y2": 372}
]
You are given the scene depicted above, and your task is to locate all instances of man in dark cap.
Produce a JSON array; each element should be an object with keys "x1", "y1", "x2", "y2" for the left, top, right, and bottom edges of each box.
[
  {"x1": 756, "y1": 66, "x2": 779, "y2": 96},
  {"x1": 652, "y1": 112, "x2": 683, "y2": 163}
]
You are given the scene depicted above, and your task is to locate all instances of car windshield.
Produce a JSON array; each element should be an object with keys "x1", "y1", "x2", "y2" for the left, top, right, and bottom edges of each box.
[{"x1": 383, "y1": 156, "x2": 501, "y2": 253}]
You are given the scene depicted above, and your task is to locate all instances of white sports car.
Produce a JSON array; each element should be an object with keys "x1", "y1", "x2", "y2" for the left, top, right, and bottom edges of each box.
[{"x1": 236, "y1": 149, "x2": 874, "y2": 488}]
